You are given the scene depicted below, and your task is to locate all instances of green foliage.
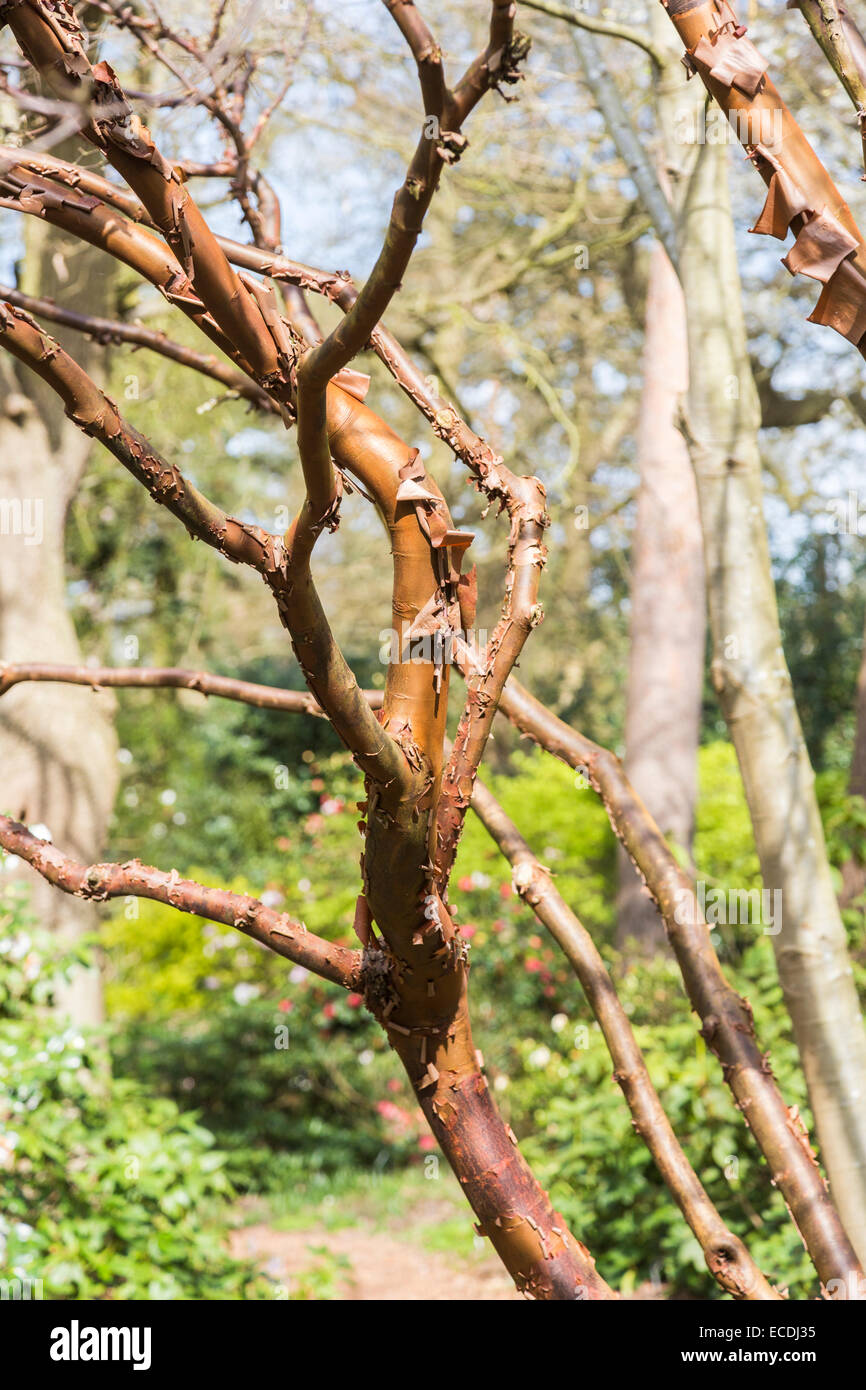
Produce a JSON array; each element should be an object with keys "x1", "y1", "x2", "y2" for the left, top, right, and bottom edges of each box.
[
  {"x1": 775, "y1": 533, "x2": 866, "y2": 770},
  {"x1": 100, "y1": 735, "x2": 845, "y2": 1295},
  {"x1": 0, "y1": 877, "x2": 266, "y2": 1300},
  {"x1": 502, "y1": 945, "x2": 815, "y2": 1298}
]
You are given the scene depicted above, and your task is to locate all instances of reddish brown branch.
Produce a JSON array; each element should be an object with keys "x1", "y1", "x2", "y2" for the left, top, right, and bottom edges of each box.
[
  {"x1": 434, "y1": 480, "x2": 548, "y2": 890},
  {"x1": 470, "y1": 772, "x2": 782, "y2": 1301},
  {"x1": 661, "y1": 0, "x2": 866, "y2": 358},
  {"x1": 0, "y1": 301, "x2": 272, "y2": 563},
  {"x1": 0, "y1": 817, "x2": 361, "y2": 989},
  {"x1": 0, "y1": 301, "x2": 405, "y2": 788},
  {"x1": 491, "y1": 673, "x2": 864, "y2": 1292},
  {"x1": 385, "y1": 0, "x2": 447, "y2": 116}
]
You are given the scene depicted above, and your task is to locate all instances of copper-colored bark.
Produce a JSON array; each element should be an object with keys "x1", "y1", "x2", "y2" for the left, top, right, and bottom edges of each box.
[
  {"x1": 470, "y1": 773, "x2": 779, "y2": 1300},
  {"x1": 0, "y1": 0, "x2": 618, "y2": 1299},
  {"x1": 2, "y1": 0, "x2": 859, "y2": 1298},
  {"x1": 661, "y1": 0, "x2": 866, "y2": 353},
  {"x1": 490, "y1": 674, "x2": 863, "y2": 1290}
]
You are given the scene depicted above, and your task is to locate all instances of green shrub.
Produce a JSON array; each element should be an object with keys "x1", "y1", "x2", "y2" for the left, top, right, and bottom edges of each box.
[{"x1": 0, "y1": 877, "x2": 266, "y2": 1299}]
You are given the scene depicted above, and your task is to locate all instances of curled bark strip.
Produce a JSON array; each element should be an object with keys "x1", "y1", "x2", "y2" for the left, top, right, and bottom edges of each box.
[
  {"x1": 809, "y1": 258, "x2": 866, "y2": 341},
  {"x1": 691, "y1": 29, "x2": 769, "y2": 98},
  {"x1": 662, "y1": 0, "x2": 866, "y2": 355},
  {"x1": 488, "y1": 673, "x2": 864, "y2": 1293},
  {"x1": 470, "y1": 772, "x2": 782, "y2": 1301},
  {"x1": 750, "y1": 169, "x2": 810, "y2": 240},
  {"x1": 0, "y1": 817, "x2": 361, "y2": 990},
  {"x1": 781, "y1": 208, "x2": 858, "y2": 282}
]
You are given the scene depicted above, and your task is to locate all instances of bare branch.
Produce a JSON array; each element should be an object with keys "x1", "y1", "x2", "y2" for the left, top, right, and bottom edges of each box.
[
  {"x1": 519, "y1": 0, "x2": 666, "y2": 67},
  {"x1": 792, "y1": 0, "x2": 866, "y2": 175},
  {"x1": 0, "y1": 661, "x2": 384, "y2": 714},
  {"x1": 469, "y1": 771, "x2": 781, "y2": 1301},
  {"x1": 0, "y1": 282, "x2": 275, "y2": 411},
  {"x1": 488, "y1": 672, "x2": 864, "y2": 1291},
  {"x1": 0, "y1": 817, "x2": 361, "y2": 990},
  {"x1": 434, "y1": 478, "x2": 548, "y2": 890}
]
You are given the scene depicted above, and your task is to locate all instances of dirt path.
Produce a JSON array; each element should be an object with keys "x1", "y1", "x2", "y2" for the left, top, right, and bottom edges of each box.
[{"x1": 231, "y1": 1209, "x2": 520, "y2": 1301}]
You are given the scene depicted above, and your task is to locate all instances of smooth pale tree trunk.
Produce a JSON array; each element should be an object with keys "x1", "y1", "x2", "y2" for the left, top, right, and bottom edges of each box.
[
  {"x1": 651, "y1": 9, "x2": 866, "y2": 1260},
  {"x1": 617, "y1": 242, "x2": 705, "y2": 952},
  {"x1": 0, "y1": 218, "x2": 117, "y2": 1026}
]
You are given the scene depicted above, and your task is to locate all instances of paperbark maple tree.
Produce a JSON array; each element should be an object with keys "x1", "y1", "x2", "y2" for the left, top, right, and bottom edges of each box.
[{"x1": 0, "y1": 0, "x2": 863, "y2": 1299}]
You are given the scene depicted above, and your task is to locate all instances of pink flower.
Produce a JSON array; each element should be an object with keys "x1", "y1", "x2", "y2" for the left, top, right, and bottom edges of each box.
[
  {"x1": 387, "y1": 1078, "x2": 402, "y2": 1093},
  {"x1": 321, "y1": 797, "x2": 344, "y2": 816},
  {"x1": 499, "y1": 882, "x2": 513, "y2": 900},
  {"x1": 323, "y1": 1002, "x2": 336, "y2": 1020},
  {"x1": 418, "y1": 1134, "x2": 436, "y2": 1151},
  {"x1": 458, "y1": 875, "x2": 473, "y2": 892},
  {"x1": 525, "y1": 956, "x2": 541, "y2": 974},
  {"x1": 460, "y1": 923, "x2": 477, "y2": 939},
  {"x1": 277, "y1": 999, "x2": 292, "y2": 1014},
  {"x1": 347, "y1": 992, "x2": 363, "y2": 1008}
]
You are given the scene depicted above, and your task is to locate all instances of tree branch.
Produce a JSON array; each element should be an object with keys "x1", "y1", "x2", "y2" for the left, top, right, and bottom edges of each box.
[
  {"x1": 0, "y1": 661, "x2": 384, "y2": 714},
  {"x1": 434, "y1": 478, "x2": 548, "y2": 891},
  {"x1": 0, "y1": 817, "x2": 361, "y2": 990},
  {"x1": 0, "y1": 282, "x2": 275, "y2": 412},
  {"x1": 660, "y1": 0, "x2": 866, "y2": 359},
  {"x1": 470, "y1": 771, "x2": 781, "y2": 1301},
  {"x1": 487, "y1": 672, "x2": 863, "y2": 1290},
  {"x1": 0, "y1": 300, "x2": 406, "y2": 787},
  {"x1": 792, "y1": 0, "x2": 866, "y2": 175},
  {"x1": 520, "y1": 0, "x2": 666, "y2": 66}
]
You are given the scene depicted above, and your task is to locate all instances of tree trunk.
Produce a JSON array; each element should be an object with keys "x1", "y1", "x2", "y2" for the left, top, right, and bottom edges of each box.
[
  {"x1": 653, "y1": 12, "x2": 866, "y2": 1260},
  {"x1": 0, "y1": 217, "x2": 117, "y2": 1026},
  {"x1": 617, "y1": 241, "x2": 705, "y2": 953}
]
